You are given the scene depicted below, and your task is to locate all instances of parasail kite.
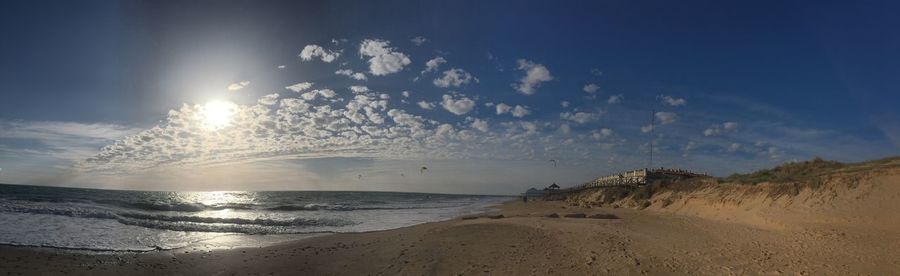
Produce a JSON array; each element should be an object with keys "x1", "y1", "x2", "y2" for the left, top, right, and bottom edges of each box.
[
  {"x1": 548, "y1": 159, "x2": 557, "y2": 168},
  {"x1": 420, "y1": 166, "x2": 428, "y2": 174}
]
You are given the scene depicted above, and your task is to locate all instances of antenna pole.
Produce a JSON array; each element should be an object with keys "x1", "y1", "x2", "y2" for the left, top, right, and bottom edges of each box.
[{"x1": 649, "y1": 109, "x2": 654, "y2": 169}]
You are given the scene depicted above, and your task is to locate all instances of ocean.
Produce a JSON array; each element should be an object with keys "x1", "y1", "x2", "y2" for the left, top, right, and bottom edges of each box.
[{"x1": 0, "y1": 184, "x2": 509, "y2": 251}]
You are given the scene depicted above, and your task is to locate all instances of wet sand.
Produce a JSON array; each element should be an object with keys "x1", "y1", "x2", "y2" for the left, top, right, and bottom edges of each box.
[{"x1": 2, "y1": 198, "x2": 899, "y2": 275}]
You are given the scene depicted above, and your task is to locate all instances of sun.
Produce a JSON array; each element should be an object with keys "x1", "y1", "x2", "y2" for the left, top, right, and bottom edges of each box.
[{"x1": 201, "y1": 100, "x2": 237, "y2": 130}]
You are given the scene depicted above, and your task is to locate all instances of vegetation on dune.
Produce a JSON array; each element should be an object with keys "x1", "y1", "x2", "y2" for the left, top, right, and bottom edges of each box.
[{"x1": 722, "y1": 156, "x2": 900, "y2": 185}]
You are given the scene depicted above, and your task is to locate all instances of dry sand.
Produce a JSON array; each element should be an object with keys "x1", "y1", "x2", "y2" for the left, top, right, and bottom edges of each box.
[{"x1": 1, "y1": 168, "x2": 899, "y2": 275}]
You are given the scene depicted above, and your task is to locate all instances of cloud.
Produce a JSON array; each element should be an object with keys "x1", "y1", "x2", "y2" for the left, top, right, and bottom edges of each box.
[
  {"x1": 349, "y1": 85, "x2": 370, "y2": 94},
  {"x1": 285, "y1": 82, "x2": 313, "y2": 93},
  {"x1": 559, "y1": 124, "x2": 571, "y2": 134},
  {"x1": 277, "y1": 65, "x2": 286, "y2": 69},
  {"x1": 433, "y1": 68, "x2": 476, "y2": 88},
  {"x1": 641, "y1": 125, "x2": 654, "y2": 133},
  {"x1": 417, "y1": 101, "x2": 435, "y2": 110},
  {"x1": 359, "y1": 39, "x2": 411, "y2": 76},
  {"x1": 472, "y1": 119, "x2": 489, "y2": 132},
  {"x1": 495, "y1": 103, "x2": 511, "y2": 115},
  {"x1": 300, "y1": 44, "x2": 340, "y2": 63},
  {"x1": 510, "y1": 105, "x2": 531, "y2": 118},
  {"x1": 659, "y1": 95, "x2": 687, "y2": 106},
  {"x1": 228, "y1": 81, "x2": 250, "y2": 91},
  {"x1": 590, "y1": 68, "x2": 603, "y2": 76},
  {"x1": 560, "y1": 101, "x2": 570, "y2": 108},
  {"x1": 411, "y1": 36, "x2": 427, "y2": 46},
  {"x1": 590, "y1": 128, "x2": 614, "y2": 140},
  {"x1": 727, "y1": 143, "x2": 741, "y2": 153},
  {"x1": 560, "y1": 112, "x2": 598, "y2": 124},
  {"x1": 607, "y1": 94, "x2": 623, "y2": 104},
  {"x1": 441, "y1": 94, "x2": 476, "y2": 115},
  {"x1": 654, "y1": 112, "x2": 677, "y2": 125},
  {"x1": 0, "y1": 120, "x2": 140, "y2": 161},
  {"x1": 703, "y1": 121, "x2": 738, "y2": 136},
  {"x1": 421, "y1": 57, "x2": 446, "y2": 74},
  {"x1": 583, "y1": 83, "x2": 600, "y2": 94},
  {"x1": 335, "y1": 69, "x2": 368, "y2": 81},
  {"x1": 401, "y1": 91, "x2": 410, "y2": 98},
  {"x1": 258, "y1": 93, "x2": 279, "y2": 105},
  {"x1": 512, "y1": 59, "x2": 553, "y2": 95}
]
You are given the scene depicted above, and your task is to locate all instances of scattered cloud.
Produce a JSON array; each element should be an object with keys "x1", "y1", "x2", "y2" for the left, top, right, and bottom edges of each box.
[
  {"x1": 421, "y1": 57, "x2": 446, "y2": 74},
  {"x1": 433, "y1": 68, "x2": 476, "y2": 88},
  {"x1": 727, "y1": 143, "x2": 741, "y2": 153},
  {"x1": 410, "y1": 36, "x2": 427, "y2": 46},
  {"x1": 441, "y1": 94, "x2": 476, "y2": 115},
  {"x1": 335, "y1": 69, "x2": 368, "y2": 81},
  {"x1": 495, "y1": 103, "x2": 511, "y2": 115},
  {"x1": 560, "y1": 112, "x2": 599, "y2": 124},
  {"x1": 659, "y1": 95, "x2": 687, "y2": 106},
  {"x1": 258, "y1": 93, "x2": 279, "y2": 105},
  {"x1": 359, "y1": 39, "x2": 411, "y2": 76},
  {"x1": 511, "y1": 105, "x2": 531, "y2": 118},
  {"x1": 560, "y1": 101, "x2": 570, "y2": 108},
  {"x1": 703, "y1": 121, "x2": 738, "y2": 136},
  {"x1": 583, "y1": 83, "x2": 600, "y2": 94},
  {"x1": 300, "y1": 44, "x2": 340, "y2": 63},
  {"x1": 417, "y1": 101, "x2": 435, "y2": 110},
  {"x1": 472, "y1": 119, "x2": 489, "y2": 132},
  {"x1": 227, "y1": 81, "x2": 250, "y2": 91},
  {"x1": 512, "y1": 59, "x2": 553, "y2": 95},
  {"x1": 655, "y1": 112, "x2": 677, "y2": 125},
  {"x1": 401, "y1": 91, "x2": 410, "y2": 98},
  {"x1": 349, "y1": 85, "x2": 370, "y2": 94},
  {"x1": 590, "y1": 68, "x2": 603, "y2": 76},
  {"x1": 285, "y1": 82, "x2": 313, "y2": 93},
  {"x1": 607, "y1": 94, "x2": 623, "y2": 104}
]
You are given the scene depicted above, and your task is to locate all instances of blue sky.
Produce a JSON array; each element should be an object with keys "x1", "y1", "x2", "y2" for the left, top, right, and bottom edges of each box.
[{"x1": 1, "y1": 0, "x2": 898, "y2": 194}]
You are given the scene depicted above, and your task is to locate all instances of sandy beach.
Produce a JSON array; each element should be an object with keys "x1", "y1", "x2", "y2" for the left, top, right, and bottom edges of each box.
[{"x1": 3, "y1": 187, "x2": 899, "y2": 276}]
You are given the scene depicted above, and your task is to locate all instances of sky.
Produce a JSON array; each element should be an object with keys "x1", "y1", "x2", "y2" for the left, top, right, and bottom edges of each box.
[{"x1": 1, "y1": 0, "x2": 898, "y2": 194}]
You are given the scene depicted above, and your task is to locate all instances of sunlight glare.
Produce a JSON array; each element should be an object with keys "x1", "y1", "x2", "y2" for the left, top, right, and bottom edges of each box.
[{"x1": 202, "y1": 100, "x2": 238, "y2": 130}]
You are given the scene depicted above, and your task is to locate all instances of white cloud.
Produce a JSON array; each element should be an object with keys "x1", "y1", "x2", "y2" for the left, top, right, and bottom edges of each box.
[
  {"x1": 512, "y1": 59, "x2": 553, "y2": 95},
  {"x1": 411, "y1": 36, "x2": 427, "y2": 46},
  {"x1": 349, "y1": 85, "x2": 370, "y2": 94},
  {"x1": 433, "y1": 68, "x2": 476, "y2": 88},
  {"x1": 472, "y1": 119, "x2": 489, "y2": 132},
  {"x1": 641, "y1": 125, "x2": 654, "y2": 133},
  {"x1": 421, "y1": 57, "x2": 446, "y2": 74},
  {"x1": 590, "y1": 68, "x2": 603, "y2": 76},
  {"x1": 559, "y1": 123, "x2": 571, "y2": 134},
  {"x1": 511, "y1": 105, "x2": 531, "y2": 118},
  {"x1": 417, "y1": 101, "x2": 435, "y2": 110},
  {"x1": 590, "y1": 128, "x2": 614, "y2": 140},
  {"x1": 300, "y1": 44, "x2": 340, "y2": 63},
  {"x1": 335, "y1": 69, "x2": 368, "y2": 81},
  {"x1": 607, "y1": 94, "x2": 623, "y2": 104},
  {"x1": 560, "y1": 112, "x2": 598, "y2": 124},
  {"x1": 0, "y1": 120, "x2": 140, "y2": 161},
  {"x1": 560, "y1": 101, "x2": 570, "y2": 108},
  {"x1": 285, "y1": 82, "x2": 313, "y2": 92},
  {"x1": 583, "y1": 83, "x2": 600, "y2": 93},
  {"x1": 227, "y1": 81, "x2": 250, "y2": 91},
  {"x1": 659, "y1": 95, "x2": 687, "y2": 106},
  {"x1": 401, "y1": 91, "x2": 410, "y2": 98},
  {"x1": 441, "y1": 94, "x2": 476, "y2": 115},
  {"x1": 728, "y1": 143, "x2": 741, "y2": 153},
  {"x1": 703, "y1": 121, "x2": 739, "y2": 136},
  {"x1": 723, "y1": 122, "x2": 738, "y2": 130},
  {"x1": 359, "y1": 39, "x2": 411, "y2": 76},
  {"x1": 258, "y1": 93, "x2": 279, "y2": 105},
  {"x1": 495, "y1": 103, "x2": 511, "y2": 115},
  {"x1": 277, "y1": 65, "x2": 286, "y2": 69},
  {"x1": 655, "y1": 112, "x2": 677, "y2": 125}
]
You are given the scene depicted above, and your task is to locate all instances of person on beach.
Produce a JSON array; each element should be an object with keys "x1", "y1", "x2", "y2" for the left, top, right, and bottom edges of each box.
[{"x1": 523, "y1": 195, "x2": 528, "y2": 203}]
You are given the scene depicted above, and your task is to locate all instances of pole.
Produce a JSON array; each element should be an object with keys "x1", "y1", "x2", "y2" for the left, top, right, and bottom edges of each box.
[{"x1": 649, "y1": 109, "x2": 654, "y2": 169}]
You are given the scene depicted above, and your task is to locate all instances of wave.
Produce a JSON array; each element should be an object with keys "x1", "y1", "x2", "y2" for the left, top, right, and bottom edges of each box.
[{"x1": 0, "y1": 201, "x2": 355, "y2": 234}]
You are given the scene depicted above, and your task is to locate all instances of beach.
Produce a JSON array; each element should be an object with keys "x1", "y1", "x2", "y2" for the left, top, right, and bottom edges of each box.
[{"x1": 3, "y1": 195, "x2": 899, "y2": 275}]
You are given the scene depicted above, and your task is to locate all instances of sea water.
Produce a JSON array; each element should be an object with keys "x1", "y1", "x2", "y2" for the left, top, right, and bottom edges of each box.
[{"x1": 0, "y1": 184, "x2": 508, "y2": 251}]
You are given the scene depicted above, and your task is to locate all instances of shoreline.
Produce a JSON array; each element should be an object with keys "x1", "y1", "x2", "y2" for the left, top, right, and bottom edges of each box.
[{"x1": 2, "y1": 199, "x2": 898, "y2": 275}]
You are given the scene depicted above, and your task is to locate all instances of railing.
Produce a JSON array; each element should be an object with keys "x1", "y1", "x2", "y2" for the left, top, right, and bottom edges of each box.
[{"x1": 557, "y1": 169, "x2": 649, "y2": 194}]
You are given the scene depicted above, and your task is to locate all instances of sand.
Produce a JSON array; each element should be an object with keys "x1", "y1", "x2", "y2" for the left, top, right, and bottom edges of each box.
[{"x1": 2, "y1": 167, "x2": 899, "y2": 275}]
